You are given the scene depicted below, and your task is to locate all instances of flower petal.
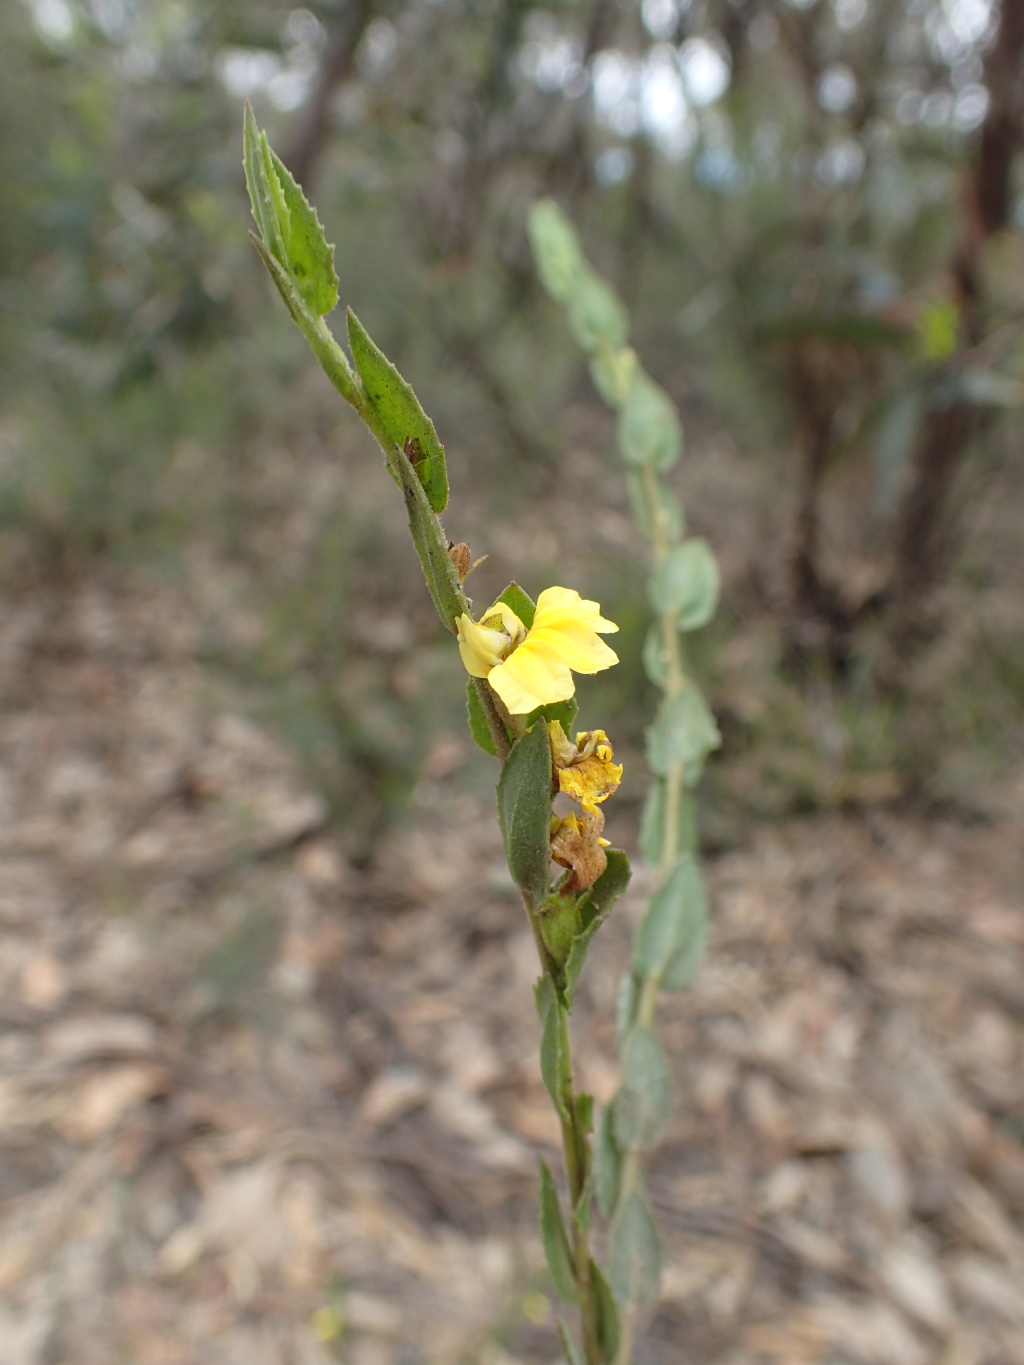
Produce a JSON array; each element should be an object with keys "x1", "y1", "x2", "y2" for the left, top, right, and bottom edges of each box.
[
  {"x1": 534, "y1": 587, "x2": 619, "y2": 634},
  {"x1": 488, "y1": 638, "x2": 574, "y2": 713},
  {"x1": 457, "y1": 615, "x2": 510, "y2": 677}
]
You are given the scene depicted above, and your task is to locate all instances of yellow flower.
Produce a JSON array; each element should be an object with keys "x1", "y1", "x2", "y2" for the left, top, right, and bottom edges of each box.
[
  {"x1": 457, "y1": 587, "x2": 619, "y2": 716},
  {"x1": 548, "y1": 724, "x2": 623, "y2": 812}
]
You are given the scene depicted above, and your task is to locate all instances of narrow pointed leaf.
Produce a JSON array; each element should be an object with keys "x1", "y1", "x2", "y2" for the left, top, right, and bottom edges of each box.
[
  {"x1": 347, "y1": 309, "x2": 449, "y2": 512},
  {"x1": 591, "y1": 1259, "x2": 621, "y2": 1360},
  {"x1": 639, "y1": 779, "x2": 697, "y2": 866},
  {"x1": 242, "y1": 103, "x2": 277, "y2": 255},
  {"x1": 390, "y1": 435, "x2": 465, "y2": 629},
  {"x1": 595, "y1": 1104, "x2": 622, "y2": 1218},
  {"x1": 497, "y1": 722, "x2": 553, "y2": 903},
  {"x1": 466, "y1": 680, "x2": 499, "y2": 757},
  {"x1": 268, "y1": 147, "x2": 338, "y2": 315},
  {"x1": 557, "y1": 1318, "x2": 585, "y2": 1365},
  {"x1": 539, "y1": 1161, "x2": 578, "y2": 1303},
  {"x1": 535, "y1": 976, "x2": 567, "y2": 1118}
]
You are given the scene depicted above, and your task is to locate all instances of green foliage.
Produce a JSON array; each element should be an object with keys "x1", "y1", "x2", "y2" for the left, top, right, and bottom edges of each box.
[
  {"x1": 613, "y1": 1028, "x2": 672, "y2": 1148},
  {"x1": 535, "y1": 976, "x2": 568, "y2": 1121},
  {"x1": 563, "y1": 850, "x2": 631, "y2": 1009},
  {"x1": 346, "y1": 308, "x2": 449, "y2": 513},
  {"x1": 648, "y1": 539, "x2": 721, "y2": 630},
  {"x1": 495, "y1": 581, "x2": 536, "y2": 629},
  {"x1": 496, "y1": 722, "x2": 554, "y2": 904},
  {"x1": 466, "y1": 681, "x2": 499, "y2": 757},
  {"x1": 594, "y1": 1105, "x2": 622, "y2": 1220},
  {"x1": 617, "y1": 372, "x2": 682, "y2": 473},
  {"x1": 590, "y1": 1259, "x2": 621, "y2": 1360},
  {"x1": 540, "y1": 1161, "x2": 578, "y2": 1304},
  {"x1": 646, "y1": 684, "x2": 721, "y2": 784},
  {"x1": 609, "y1": 1189, "x2": 662, "y2": 1310}
]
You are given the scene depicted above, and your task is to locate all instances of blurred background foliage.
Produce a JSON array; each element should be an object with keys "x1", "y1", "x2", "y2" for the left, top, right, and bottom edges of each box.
[{"x1": 2, "y1": 0, "x2": 1023, "y2": 854}]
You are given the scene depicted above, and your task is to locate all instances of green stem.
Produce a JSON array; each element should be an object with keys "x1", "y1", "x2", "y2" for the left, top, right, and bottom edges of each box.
[
  {"x1": 523, "y1": 893, "x2": 603, "y2": 1363},
  {"x1": 556, "y1": 1001, "x2": 602, "y2": 1364}
]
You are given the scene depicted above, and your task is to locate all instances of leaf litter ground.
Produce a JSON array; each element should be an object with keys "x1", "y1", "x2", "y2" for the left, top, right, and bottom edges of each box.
[{"x1": 0, "y1": 566, "x2": 1022, "y2": 1365}]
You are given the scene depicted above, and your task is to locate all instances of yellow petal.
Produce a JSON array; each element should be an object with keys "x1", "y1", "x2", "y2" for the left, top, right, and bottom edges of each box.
[
  {"x1": 456, "y1": 615, "x2": 510, "y2": 677},
  {"x1": 534, "y1": 587, "x2": 619, "y2": 634},
  {"x1": 488, "y1": 637, "x2": 574, "y2": 713}
]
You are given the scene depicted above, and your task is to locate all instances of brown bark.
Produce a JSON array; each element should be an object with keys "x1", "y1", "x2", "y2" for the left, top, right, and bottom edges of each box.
[{"x1": 887, "y1": 0, "x2": 1024, "y2": 628}]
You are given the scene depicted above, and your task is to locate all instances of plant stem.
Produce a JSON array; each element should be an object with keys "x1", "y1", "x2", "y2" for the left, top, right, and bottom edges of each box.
[
  {"x1": 556, "y1": 999, "x2": 603, "y2": 1364},
  {"x1": 523, "y1": 893, "x2": 603, "y2": 1363}
]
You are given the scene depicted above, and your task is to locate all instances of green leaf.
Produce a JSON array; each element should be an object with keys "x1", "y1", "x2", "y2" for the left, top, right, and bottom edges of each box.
[
  {"x1": 642, "y1": 623, "x2": 670, "y2": 690},
  {"x1": 646, "y1": 683, "x2": 720, "y2": 782},
  {"x1": 243, "y1": 103, "x2": 280, "y2": 259},
  {"x1": 539, "y1": 893, "x2": 583, "y2": 970},
  {"x1": 639, "y1": 780, "x2": 697, "y2": 866},
  {"x1": 633, "y1": 854, "x2": 707, "y2": 981},
  {"x1": 496, "y1": 722, "x2": 553, "y2": 903},
  {"x1": 616, "y1": 971, "x2": 640, "y2": 1042},
  {"x1": 248, "y1": 233, "x2": 361, "y2": 408},
  {"x1": 525, "y1": 696, "x2": 578, "y2": 734},
  {"x1": 346, "y1": 309, "x2": 449, "y2": 513},
  {"x1": 268, "y1": 147, "x2": 339, "y2": 316},
  {"x1": 539, "y1": 1161, "x2": 578, "y2": 1303},
  {"x1": 567, "y1": 267, "x2": 629, "y2": 354},
  {"x1": 609, "y1": 1189, "x2": 662, "y2": 1309},
  {"x1": 466, "y1": 680, "x2": 499, "y2": 757},
  {"x1": 626, "y1": 469, "x2": 684, "y2": 543},
  {"x1": 618, "y1": 371, "x2": 682, "y2": 472},
  {"x1": 613, "y1": 1026, "x2": 671, "y2": 1147},
  {"x1": 535, "y1": 976, "x2": 567, "y2": 1119},
  {"x1": 649, "y1": 538, "x2": 720, "y2": 631},
  {"x1": 595, "y1": 1104, "x2": 621, "y2": 1218},
  {"x1": 557, "y1": 1319, "x2": 585, "y2": 1365},
  {"x1": 589, "y1": 345, "x2": 638, "y2": 409},
  {"x1": 590, "y1": 1259, "x2": 621, "y2": 1360},
  {"x1": 494, "y1": 581, "x2": 535, "y2": 629},
  {"x1": 563, "y1": 849, "x2": 631, "y2": 1010},
  {"x1": 391, "y1": 433, "x2": 466, "y2": 631},
  {"x1": 528, "y1": 199, "x2": 584, "y2": 303},
  {"x1": 661, "y1": 889, "x2": 708, "y2": 990}
]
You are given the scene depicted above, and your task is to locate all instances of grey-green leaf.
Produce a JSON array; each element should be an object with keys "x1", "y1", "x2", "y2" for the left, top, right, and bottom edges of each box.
[
  {"x1": 590, "y1": 1259, "x2": 621, "y2": 1360},
  {"x1": 626, "y1": 469, "x2": 684, "y2": 544},
  {"x1": 589, "y1": 345, "x2": 638, "y2": 409},
  {"x1": 563, "y1": 848, "x2": 631, "y2": 1010},
  {"x1": 649, "y1": 538, "x2": 721, "y2": 631},
  {"x1": 567, "y1": 267, "x2": 629, "y2": 354},
  {"x1": 497, "y1": 723, "x2": 553, "y2": 904},
  {"x1": 557, "y1": 1319, "x2": 585, "y2": 1365},
  {"x1": 535, "y1": 976, "x2": 567, "y2": 1118},
  {"x1": 539, "y1": 1161, "x2": 578, "y2": 1303},
  {"x1": 618, "y1": 371, "x2": 682, "y2": 472},
  {"x1": 633, "y1": 853, "x2": 707, "y2": 980},
  {"x1": 528, "y1": 198, "x2": 584, "y2": 303},
  {"x1": 466, "y1": 680, "x2": 499, "y2": 757},
  {"x1": 639, "y1": 780, "x2": 697, "y2": 866},
  {"x1": 609, "y1": 1189, "x2": 662, "y2": 1309},
  {"x1": 346, "y1": 308, "x2": 449, "y2": 513},
  {"x1": 595, "y1": 1103, "x2": 621, "y2": 1218},
  {"x1": 645, "y1": 683, "x2": 720, "y2": 781},
  {"x1": 613, "y1": 1026, "x2": 672, "y2": 1147}
]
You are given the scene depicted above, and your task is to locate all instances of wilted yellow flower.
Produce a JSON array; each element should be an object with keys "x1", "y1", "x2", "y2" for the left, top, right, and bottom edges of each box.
[
  {"x1": 456, "y1": 587, "x2": 619, "y2": 715},
  {"x1": 550, "y1": 807, "x2": 610, "y2": 893},
  {"x1": 549, "y1": 724, "x2": 623, "y2": 812}
]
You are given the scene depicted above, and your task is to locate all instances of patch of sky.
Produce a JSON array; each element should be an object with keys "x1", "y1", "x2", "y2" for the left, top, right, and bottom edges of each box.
[
  {"x1": 696, "y1": 143, "x2": 748, "y2": 192},
  {"x1": 27, "y1": 0, "x2": 75, "y2": 44},
  {"x1": 833, "y1": 0, "x2": 869, "y2": 31},
  {"x1": 815, "y1": 138, "x2": 866, "y2": 186},
  {"x1": 953, "y1": 83, "x2": 988, "y2": 129},
  {"x1": 595, "y1": 146, "x2": 635, "y2": 186},
  {"x1": 641, "y1": 0, "x2": 691, "y2": 42},
  {"x1": 678, "y1": 38, "x2": 730, "y2": 106},
  {"x1": 818, "y1": 64, "x2": 858, "y2": 114}
]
